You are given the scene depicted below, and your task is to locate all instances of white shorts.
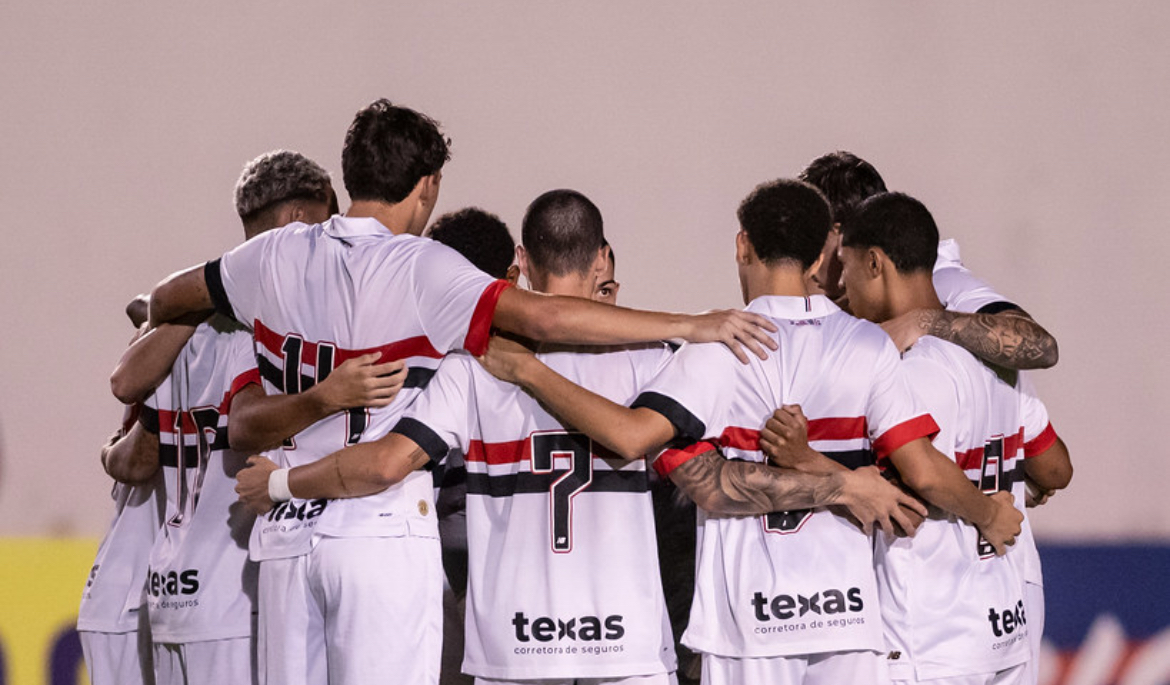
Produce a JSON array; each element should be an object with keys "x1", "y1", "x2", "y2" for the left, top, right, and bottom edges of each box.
[
  {"x1": 153, "y1": 636, "x2": 255, "y2": 685},
  {"x1": 474, "y1": 674, "x2": 676, "y2": 685},
  {"x1": 891, "y1": 662, "x2": 1027, "y2": 685},
  {"x1": 702, "y1": 650, "x2": 887, "y2": 685},
  {"x1": 79, "y1": 626, "x2": 154, "y2": 685},
  {"x1": 258, "y1": 534, "x2": 443, "y2": 685}
]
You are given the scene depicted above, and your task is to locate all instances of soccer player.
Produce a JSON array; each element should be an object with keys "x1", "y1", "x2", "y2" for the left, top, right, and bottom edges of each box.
[
  {"x1": 145, "y1": 100, "x2": 776, "y2": 685},
  {"x1": 798, "y1": 151, "x2": 1059, "y2": 371},
  {"x1": 425, "y1": 206, "x2": 517, "y2": 685},
  {"x1": 107, "y1": 151, "x2": 404, "y2": 685},
  {"x1": 470, "y1": 179, "x2": 1023, "y2": 685},
  {"x1": 821, "y1": 191, "x2": 1070, "y2": 684},
  {"x1": 79, "y1": 310, "x2": 163, "y2": 685}
]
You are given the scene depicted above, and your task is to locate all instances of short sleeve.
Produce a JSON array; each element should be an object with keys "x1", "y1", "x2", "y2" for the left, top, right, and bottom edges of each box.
[
  {"x1": 900, "y1": 352, "x2": 961, "y2": 464},
  {"x1": 865, "y1": 340, "x2": 939, "y2": 458},
  {"x1": 210, "y1": 231, "x2": 276, "y2": 325},
  {"x1": 413, "y1": 241, "x2": 510, "y2": 356},
  {"x1": 223, "y1": 330, "x2": 261, "y2": 404},
  {"x1": 1017, "y1": 373, "x2": 1057, "y2": 456},
  {"x1": 631, "y1": 342, "x2": 736, "y2": 444},
  {"x1": 932, "y1": 266, "x2": 1016, "y2": 315},
  {"x1": 393, "y1": 354, "x2": 476, "y2": 464}
]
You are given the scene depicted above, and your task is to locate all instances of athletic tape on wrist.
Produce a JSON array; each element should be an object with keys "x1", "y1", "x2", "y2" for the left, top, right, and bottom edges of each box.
[{"x1": 269, "y1": 468, "x2": 293, "y2": 503}]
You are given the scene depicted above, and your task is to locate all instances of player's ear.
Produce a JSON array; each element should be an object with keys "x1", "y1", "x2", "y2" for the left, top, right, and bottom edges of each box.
[
  {"x1": 866, "y1": 247, "x2": 885, "y2": 278},
  {"x1": 505, "y1": 263, "x2": 521, "y2": 285},
  {"x1": 419, "y1": 173, "x2": 441, "y2": 208},
  {"x1": 735, "y1": 230, "x2": 754, "y2": 265},
  {"x1": 806, "y1": 251, "x2": 826, "y2": 281},
  {"x1": 590, "y1": 246, "x2": 607, "y2": 276},
  {"x1": 515, "y1": 245, "x2": 530, "y2": 280}
]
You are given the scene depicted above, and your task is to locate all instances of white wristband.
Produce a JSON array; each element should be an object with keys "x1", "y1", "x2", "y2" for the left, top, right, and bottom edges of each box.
[{"x1": 268, "y1": 468, "x2": 293, "y2": 503}]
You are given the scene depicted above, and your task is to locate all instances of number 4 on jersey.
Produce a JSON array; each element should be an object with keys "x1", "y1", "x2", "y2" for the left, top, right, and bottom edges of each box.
[{"x1": 531, "y1": 432, "x2": 595, "y2": 553}]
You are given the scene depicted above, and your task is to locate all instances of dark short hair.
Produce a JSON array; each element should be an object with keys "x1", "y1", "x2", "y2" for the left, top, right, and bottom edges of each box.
[
  {"x1": 342, "y1": 99, "x2": 450, "y2": 205},
  {"x1": 840, "y1": 192, "x2": 939, "y2": 273},
  {"x1": 521, "y1": 190, "x2": 605, "y2": 276},
  {"x1": 426, "y1": 208, "x2": 515, "y2": 279},
  {"x1": 234, "y1": 150, "x2": 332, "y2": 220},
  {"x1": 736, "y1": 179, "x2": 832, "y2": 269},
  {"x1": 799, "y1": 151, "x2": 887, "y2": 225}
]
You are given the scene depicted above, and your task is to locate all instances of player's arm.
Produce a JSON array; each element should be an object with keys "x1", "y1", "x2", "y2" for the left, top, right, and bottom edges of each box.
[
  {"x1": 109, "y1": 320, "x2": 201, "y2": 404},
  {"x1": 477, "y1": 335, "x2": 677, "y2": 460},
  {"x1": 667, "y1": 447, "x2": 926, "y2": 536},
  {"x1": 234, "y1": 432, "x2": 430, "y2": 514},
  {"x1": 148, "y1": 263, "x2": 216, "y2": 328},
  {"x1": 881, "y1": 308, "x2": 1058, "y2": 370},
  {"x1": 101, "y1": 422, "x2": 161, "y2": 484},
  {"x1": 228, "y1": 354, "x2": 407, "y2": 453},
  {"x1": 886, "y1": 437, "x2": 1023, "y2": 555},
  {"x1": 491, "y1": 287, "x2": 778, "y2": 364},
  {"x1": 1023, "y1": 435, "x2": 1072, "y2": 506}
]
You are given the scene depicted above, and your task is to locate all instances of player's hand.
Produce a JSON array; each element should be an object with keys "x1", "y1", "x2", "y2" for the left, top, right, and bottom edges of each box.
[
  {"x1": 313, "y1": 353, "x2": 406, "y2": 413},
  {"x1": 125, "y1": 293, "x2": 151, "y2": 329},
  {"x1": 759, "y1": 405, "x2": 818, "y2": 469},
  {"x1": 236, "y1": 455, "x2": 279, "y2": 515},
  {"x1": 880, "y1": 308, "x2": 934, "y2": 353},
  {"x1": 476, "y1": 334, "x2": 538, "y2": 385},
  {"x1": 835, "y1": 466, "x2": 929, "y2": 537},
  {"x1": 977, "y1": 491, "x2": 1024, "y2": 556},
  {"x1": 683, "y1": 310, "x2": 778, "y2": 364},
  {"x1": 1024, "y1": 475, "x2": 1054, "y2": 508}
]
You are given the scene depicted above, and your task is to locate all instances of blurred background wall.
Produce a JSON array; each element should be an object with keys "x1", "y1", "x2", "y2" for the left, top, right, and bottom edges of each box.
[{"x1": 1, "y1": 2, "x2": 1167, "y2": 683}]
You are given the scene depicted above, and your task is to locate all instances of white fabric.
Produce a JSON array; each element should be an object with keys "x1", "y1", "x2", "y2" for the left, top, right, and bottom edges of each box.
[
  {"x1": 702, "y1": 649, "x2": 888, "y2": 685},
  {"x1": 153, "y1": 635, "x2": 255, "y2": 685},
  {"x1": 876, "y1": 337, "x2": 1036, "y2": 680},
  {"x1": 891, "y1": 662, "x2": 1028, "y2": 685},
  {"x1": 257, "y1": 535, "x2": 443, "y2": 685},
  {"x1": 78, "y1": 475, "x2": 163, "y2": 633},
  {"x1": 79, "y1": 618, "x2": 156, "y2": 685},
  {"x1": 474, "y1": 674, "x2": 676, "y2": 685},
  {"x1": 1023, "y1": 581, "x2": 1045, "y2": 685},
  {"x1": 932, "y1": 239, "x2": 1014, "y2": 314},
  {"x1": 213, "y1": 216, "x2": 501, "y2": 558},
  {"x1": 401, "y1": 345, "x2": 677, "y2": 680},
  {"x1": 640, "y1": 295, "x2": 936, "y2": 659},
  {"x1": 146, "y1": 320, "x2": 259, "y2": 643}
]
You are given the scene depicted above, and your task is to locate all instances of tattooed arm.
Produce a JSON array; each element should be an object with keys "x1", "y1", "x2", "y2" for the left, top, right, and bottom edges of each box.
[
  {"x1": 668, "y1": 449, "x2": 927, "y2": 536},
  {"x1": 881, "y1": 308, "x2": 1058, "y2": 370}
]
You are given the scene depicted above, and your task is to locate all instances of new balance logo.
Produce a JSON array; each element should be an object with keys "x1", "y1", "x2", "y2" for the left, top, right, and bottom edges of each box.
[
  {"x1": 752, "y1": 588, "x2": 863, "y2": 621},
  {"x1": 988, "y1": 599, "x2": 1027, "y2": 637},
  {"x1": 512, "y1": 612, "x2": 624, "y2": 642}
]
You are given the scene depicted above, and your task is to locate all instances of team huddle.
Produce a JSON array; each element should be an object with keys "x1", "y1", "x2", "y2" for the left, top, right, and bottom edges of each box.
[{"x1": 77, "y1": 98, "x2": 1073, "y2": 685}]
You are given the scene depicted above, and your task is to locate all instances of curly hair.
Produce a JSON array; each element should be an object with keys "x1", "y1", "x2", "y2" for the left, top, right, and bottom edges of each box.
[
  {"x1": 426, "y1": 207, "x2": 515, "y2": 279},
  {"x1": 234, "y1": 150, "x2": 332, "y2": 220}
]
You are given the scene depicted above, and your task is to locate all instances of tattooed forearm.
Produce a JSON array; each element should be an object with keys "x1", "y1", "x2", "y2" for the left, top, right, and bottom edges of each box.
[
  {"x1": 670, "y1": 450, "x2": 841, "y2": 516},
  {"x1": 925, "y1": 310, "x2": 1058, "y2": 370}
]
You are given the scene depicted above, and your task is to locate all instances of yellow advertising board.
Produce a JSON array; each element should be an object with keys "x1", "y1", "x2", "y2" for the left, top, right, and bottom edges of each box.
[{"x1": 0, "y1": 539, "x2": 98, "y2": 685}]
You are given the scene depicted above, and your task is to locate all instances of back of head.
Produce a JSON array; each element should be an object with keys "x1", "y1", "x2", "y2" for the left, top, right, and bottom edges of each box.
[
  {"x1": 736, "y1": 179, "x2": 832, "y2": 269},
  {"x1": 426, "y1": 207, "x2": 516, "y2": 279},
  {"x1": 799, "y1": 151, "x2": 887, "y2": 225},
  {"x1": 342, "y1": 98, "x2": 450, "y2": 205},
  {"x1": 521, "y1": 189, "x2": 605, "y2": 276},
  {"x1": 235, "y1": 150, "x2": 333, "y2": 225},
  {"x1": 840, "y1": 192, "x2": 939, "y2": 273}
]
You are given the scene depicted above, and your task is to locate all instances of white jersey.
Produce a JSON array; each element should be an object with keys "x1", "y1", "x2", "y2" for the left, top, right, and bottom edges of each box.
[
  {"x1": 144, "y1": 318, "x2": 260, "y2": 643},
  {"x1": 394, "y1": 346, "x2": 677, "y2": 680},
  {"x1": 933, "y1": 239, "x2": 1021, "y2": 315},
  {"x1": 932, "y1": 238, "x2": 1057, "y2": 586},
  {"x1": 77, "y1": 461, "x2": 164, "y2": 634},
  {"x1": 876, "y1": 336, "x2": 1046, "y2": 680},
  {"x1": 207, "y1": 216, "x2": 507, "y2": 560},
  {"x1": 638, "y1": 295, "x2": 938, "y2": 659}
]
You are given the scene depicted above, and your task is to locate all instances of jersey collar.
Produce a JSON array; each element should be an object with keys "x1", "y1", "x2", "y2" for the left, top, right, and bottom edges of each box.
[
  {"x1": 744, "y1": 294, "x2": 839, "y2": 319},
  {"x1": 935, "y1": 238, "x2": 962, "y2": 270},
  {"x1": 323, "y1": 215, "x2": 396, "y2": 239}
]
